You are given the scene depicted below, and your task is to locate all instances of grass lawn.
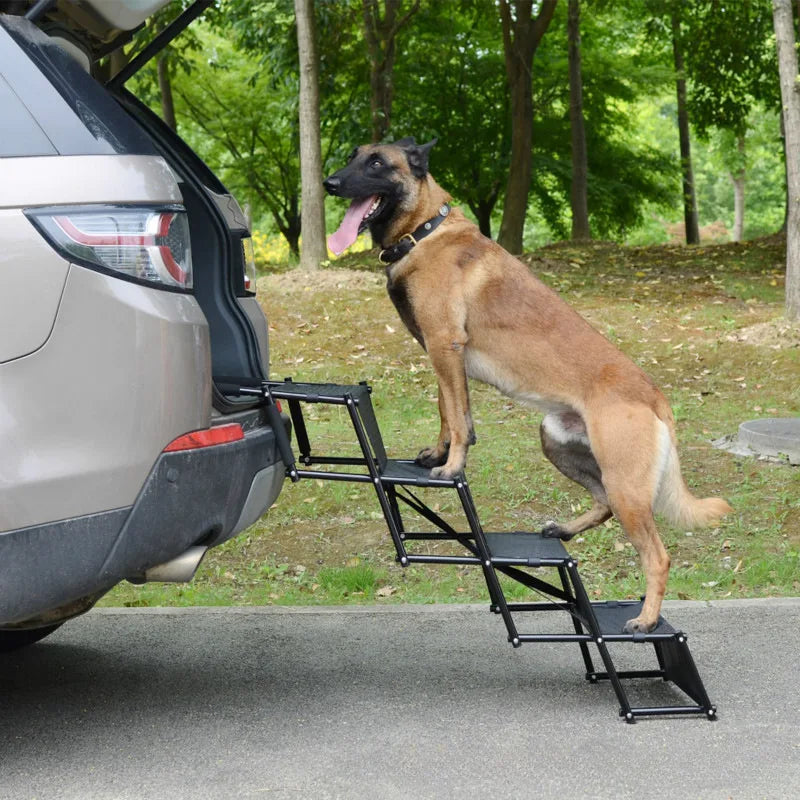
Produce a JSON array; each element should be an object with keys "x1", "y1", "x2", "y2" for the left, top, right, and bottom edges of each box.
[{"x1": 100, "y1": 236, "x2": 800, "y2": 610}]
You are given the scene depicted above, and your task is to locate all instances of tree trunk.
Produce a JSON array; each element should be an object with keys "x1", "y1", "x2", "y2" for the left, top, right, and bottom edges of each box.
[
  {"x1": 568, "y1": 0, "x2": 590, "y2": 240},
  {"x1": 497, "y1": 0, "x2": 557, "y2": 255},
  {"x1": 469, "y1": 201, "x2": 493, "y2": 239},
  {"x1": 362, "y1": 0, "x2": 420, "y2": 143},
  {"x1": 294, "y1": 0, "x2": 327, "y2": 270},
  {"x1": 773, "y1": 0, "x2": 800, "y2": 320},
  {"x1": 273, "y1": 193, "x2": 301, "y2": 259},
  {"x1": 731, "y1": 174, "x2": 745, "y2": 242},
  {"x1": 157, "y1": 54, "x2": 177, "y2": 132},
  {"x1": 780, "y1": 112, "x2": 789, "y2": 231},
  {"x1": 671, "y1": 9, "x2": 700, "y2": 245},
  {"x1": 730, "y1": 135, "x2": 745, "y2": 242}
]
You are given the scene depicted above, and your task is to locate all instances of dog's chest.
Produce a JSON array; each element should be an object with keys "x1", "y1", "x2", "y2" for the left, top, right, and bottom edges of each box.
[
  {"x1": 386, "y1": 274, "x2": 425, "y2": 347},
  {"x1": 465, "y1": 347, "x2": 571, "y2": 415}
]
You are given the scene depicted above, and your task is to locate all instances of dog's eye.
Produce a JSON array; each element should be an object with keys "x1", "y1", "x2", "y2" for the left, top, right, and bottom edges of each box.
[{"x1": 369, "y1": 158, "x2": 383, "y2": 169}]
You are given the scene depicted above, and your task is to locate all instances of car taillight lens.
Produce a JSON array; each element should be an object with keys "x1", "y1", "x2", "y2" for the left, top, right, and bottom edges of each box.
[{"x1": 26, "y1": 205, "x2": 193, "y2": 290}]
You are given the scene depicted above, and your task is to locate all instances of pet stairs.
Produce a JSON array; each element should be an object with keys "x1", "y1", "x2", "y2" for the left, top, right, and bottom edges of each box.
[{"x1": 235, "y1": 378, "x2": 716, "y2": 723}]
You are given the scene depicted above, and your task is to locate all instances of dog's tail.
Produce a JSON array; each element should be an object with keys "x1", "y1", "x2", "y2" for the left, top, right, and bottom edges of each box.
[{"x1": 653, "y1": 419, "x2": 732, "y2": 528}]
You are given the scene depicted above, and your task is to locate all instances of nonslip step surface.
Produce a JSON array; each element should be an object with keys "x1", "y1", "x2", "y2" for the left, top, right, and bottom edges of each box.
[
  {"x1": 484, "y1": 532, "x2": 572, "y2": 564},
  {"x1": 590, "y1": 600, "x2": 677, "y2": 637}
]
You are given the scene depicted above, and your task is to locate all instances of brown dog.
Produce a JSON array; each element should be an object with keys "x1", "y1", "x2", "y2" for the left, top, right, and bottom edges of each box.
[{"x1": 324, "y1": 138, "x2": 731, "y2": 633}]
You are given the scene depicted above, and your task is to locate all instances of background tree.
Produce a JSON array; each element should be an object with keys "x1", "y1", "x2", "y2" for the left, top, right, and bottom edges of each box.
[
  {"x1": 729, "y1": 133, "x2": 746, "y2": 242},
  {"x1": 690, "y1": 110, "x2": 785, "y2": 241},
  {"x1": 681, "y1": 0, "x2": 777, "y2": 242},
  {"x1": 122, "y1": 0, "x2": 790, "y2": 263},
  {"x1": 219, "y1": 0, "x2": 367, "y2": 255},
  {"x1": 124, "y1": 1, "x2": 211, "y2": 132},
  {"x1": 567, "y1": 0, "x2": 590, "y2": 240},
  {"x1": 526, "y1": 2, "x2": 675, "y2": 242},
  {"x1": 362, "y1": 0, "x2": 420, "y2": 142},
  {"x1": 670, "y1": 4, "x2": 700, "y2": 244},
  {"x1": 497, "y1": 0, "x2": 558, "y2": 254},
  {"x1": 772, "y1": 0, "x2": 800, "y2": 321},
  {"x1": 294, "y1": 0, "x2": 327, "y2": 268},
  {"x1": 170, "y1": 30, "x2": 303, "y2": 255},
  {"x1": 392, "y1": 0, "x2": 509, "y2": 237}
]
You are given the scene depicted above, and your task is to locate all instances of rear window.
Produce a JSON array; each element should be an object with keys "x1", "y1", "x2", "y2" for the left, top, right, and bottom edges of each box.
[
  {"x1": 0, "y1": 15, "x2": 156, "y2": 157},
  {"x1": 0, "y1": 71, "x2": 56, "y2": 156}
]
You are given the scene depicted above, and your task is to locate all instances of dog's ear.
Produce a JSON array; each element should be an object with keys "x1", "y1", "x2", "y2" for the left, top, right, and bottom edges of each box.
[{"x1": 399, "y1": 137, "x2": 437, "y2": 179}]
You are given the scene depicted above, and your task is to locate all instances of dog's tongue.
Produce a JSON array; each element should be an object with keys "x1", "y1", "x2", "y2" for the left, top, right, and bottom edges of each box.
[{"x1": 327, "y1": 196, "x2": 376, "y2": 255}]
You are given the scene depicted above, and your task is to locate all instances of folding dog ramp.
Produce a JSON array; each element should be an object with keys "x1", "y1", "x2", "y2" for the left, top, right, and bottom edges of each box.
[{"x1": 236, "y1": 378, "x2": 716, "y2": 723}]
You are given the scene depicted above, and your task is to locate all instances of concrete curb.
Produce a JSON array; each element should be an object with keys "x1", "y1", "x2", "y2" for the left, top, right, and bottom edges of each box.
[{"x1": 91, "y1": 596, "x2": 800, "y2": 616}]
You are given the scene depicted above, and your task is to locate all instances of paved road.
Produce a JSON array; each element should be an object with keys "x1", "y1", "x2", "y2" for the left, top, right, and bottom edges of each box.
[{"x1": 1, "y1": 599, "x2": 799, "y2": 800}]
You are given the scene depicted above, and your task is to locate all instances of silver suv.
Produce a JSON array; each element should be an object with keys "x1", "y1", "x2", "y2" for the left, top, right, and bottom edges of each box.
[{"x1": 0, "y1": 1, "x2": 284, "y2": 649}]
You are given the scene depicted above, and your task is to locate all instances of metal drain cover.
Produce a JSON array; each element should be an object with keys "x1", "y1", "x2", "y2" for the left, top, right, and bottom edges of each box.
[{"x1": 714, "y1": 418, "x2": 800, "y2": 464}]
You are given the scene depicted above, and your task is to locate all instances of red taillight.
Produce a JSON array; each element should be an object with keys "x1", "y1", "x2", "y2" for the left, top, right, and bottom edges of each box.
[
  {"x1": 26, "y1": 205, "x2": 193, "y2": 290},
  {"x1": 163, "y1": 423, "x2": 244, "y2": 452}
]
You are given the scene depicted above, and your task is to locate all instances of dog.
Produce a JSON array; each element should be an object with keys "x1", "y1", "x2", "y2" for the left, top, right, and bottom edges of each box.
[{"x1": 324, "y1": 137, "x2": 731, "y2": 633}]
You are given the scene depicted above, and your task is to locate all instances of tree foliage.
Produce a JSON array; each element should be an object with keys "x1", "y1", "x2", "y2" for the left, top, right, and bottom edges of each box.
[
  {"x1": 681, "y1": 0, "x2": 778, "y2": 138},
  {"x1": 170, "y1": 28, "x2": 303, "y2": 254},
  {"x1": 121, "y1": 0, "x2": 788, "y2": 261},
  {"x1": 389, "y1": 1, "x2": 509, "y2": 237}
]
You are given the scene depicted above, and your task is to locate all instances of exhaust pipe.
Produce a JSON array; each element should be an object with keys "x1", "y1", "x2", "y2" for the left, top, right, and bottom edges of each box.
[{"x1": 129, "y1": 546, "x2": 208, "y2": 584}]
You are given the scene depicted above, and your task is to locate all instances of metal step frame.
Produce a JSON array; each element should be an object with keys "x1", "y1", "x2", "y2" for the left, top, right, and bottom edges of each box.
[{"x1": 237, "y1": 378, "x2": 716, "y2": 723}]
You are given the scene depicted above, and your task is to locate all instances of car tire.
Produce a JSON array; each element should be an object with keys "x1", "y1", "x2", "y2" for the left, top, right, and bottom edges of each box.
[{"x1": 0, "y1": 624, "x2": 63, "y2": 653}]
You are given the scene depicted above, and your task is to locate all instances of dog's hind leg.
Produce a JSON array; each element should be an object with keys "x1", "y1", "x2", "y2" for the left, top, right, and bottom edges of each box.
[
  {"x1": 603, "y1": 493, "x2": 668, "y2": 633},
  {"x1": 539, "y1": 412, "x2": 612, "y2": 539},
  {"x1": 585, "y1": 405, "x2": 671, "y2": 633}
]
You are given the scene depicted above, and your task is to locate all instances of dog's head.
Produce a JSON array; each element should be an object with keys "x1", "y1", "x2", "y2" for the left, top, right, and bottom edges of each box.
[{"x1": 324, "y1": 137, "x2": 436, "y2": 255}]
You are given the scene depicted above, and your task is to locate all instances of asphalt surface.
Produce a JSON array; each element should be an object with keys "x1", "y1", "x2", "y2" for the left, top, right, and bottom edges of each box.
[{"x1": 1, "y1": 599, "x2": 799, "y2": 800}]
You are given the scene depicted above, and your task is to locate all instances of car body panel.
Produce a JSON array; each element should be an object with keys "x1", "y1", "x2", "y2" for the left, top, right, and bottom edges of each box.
[
  {"x1": 55, "y1": 1, "x2": 174, "y2": 36},
  {"x1": 0, "y1": 264, "x2": 211, "y2": 532},
  {"x1": 0, "y1": 154, "x2": 181, "y2": 208},
  {"x1": 229, "y1": 462, "x2": 284, "y2": 537},
  {"x1": 0, "y1": 508, "x2": 129, "y2": 625},
  {"x1": 0, "y1": 419, "x2": 283, "y2": 624},
  {"x1": 0, "y1": 16, "x2": 159, "y2": 157},
  {"x1": 0, "y1": 210, "x2": 69, "y2": 362}
]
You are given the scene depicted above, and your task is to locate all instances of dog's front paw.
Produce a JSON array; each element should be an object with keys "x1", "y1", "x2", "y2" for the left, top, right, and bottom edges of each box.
[
  {"x1": 430, "y1": 463, "x2": 462, "y2": 480},
  {"x1": 623, "y1": 616, "x2": 657, "y2": 635},
  {"x1": 415, "y1": 445, "x2": 448, "y2": 468},
  {"x1": 539, "y1": 521, "x2": 575, "y2": 541}
]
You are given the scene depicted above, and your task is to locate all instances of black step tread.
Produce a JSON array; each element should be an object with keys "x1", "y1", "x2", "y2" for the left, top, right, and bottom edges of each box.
[
  {"x1": 265, "y1": 381, "x2": 371, "y2": 401},
  {"x1": 485, "y1": 532, "x2": 571, "y2": 564},
  {"x1": 379, "y1": 459, "x2": 461, "y2": 486},
  {"x1": 591, "y1": 600, "x2": 677, "y2": 637}
]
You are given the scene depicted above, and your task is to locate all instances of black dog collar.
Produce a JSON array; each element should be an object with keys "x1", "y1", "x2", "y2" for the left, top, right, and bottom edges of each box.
[{"x1": 379, "y1": 203, "x2": 450, "y2": 265}]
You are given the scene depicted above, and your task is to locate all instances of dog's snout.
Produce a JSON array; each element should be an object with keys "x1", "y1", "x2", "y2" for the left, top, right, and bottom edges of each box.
[{"x1": 323, "y1": 175, "x2": 341, "y2": 195}]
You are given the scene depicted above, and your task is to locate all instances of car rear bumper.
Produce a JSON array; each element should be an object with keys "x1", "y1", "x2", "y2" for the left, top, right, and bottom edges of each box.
[{"x1": 0, "y1": 411, "x2": 284, "y2": 625}]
